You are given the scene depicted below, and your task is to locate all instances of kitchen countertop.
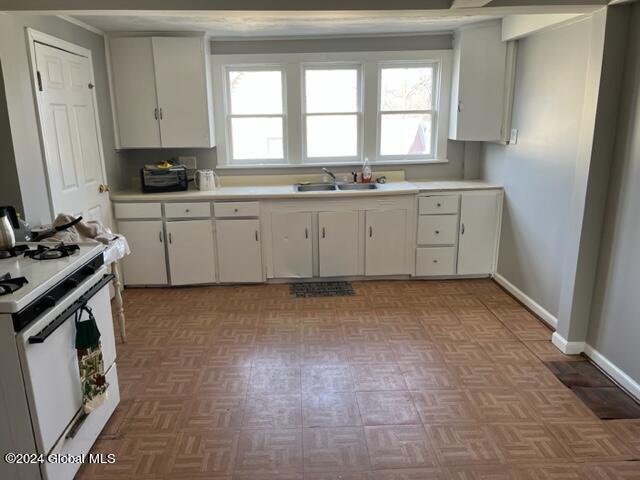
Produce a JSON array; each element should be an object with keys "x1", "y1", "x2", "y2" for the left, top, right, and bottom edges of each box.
[{"x1": 110, "y1": 179, "x2": 502, "y2": 202}]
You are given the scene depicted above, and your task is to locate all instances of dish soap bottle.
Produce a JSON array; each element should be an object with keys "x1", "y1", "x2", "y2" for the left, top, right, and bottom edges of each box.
[{"x1": 362, "y1": 157, "x2": 372, "y2": 183}]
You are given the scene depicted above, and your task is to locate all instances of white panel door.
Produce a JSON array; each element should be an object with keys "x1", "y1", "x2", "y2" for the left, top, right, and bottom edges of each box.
[
  {"x1": 109, "y1": 37, "x2": 161, "y2": 148},
  {"x1": 118, "y1": 221, "x2": 168, "y2": 285},
  {"x1": 152, "y1": 37, "x2": 212, "y2": 148},
  {"x1": 457, "y1": 191, "x2": 500, "y2": 275},
  {"x1": 166, "y1": 220, "x2": 216, "y2": 285},
  {"x1": 217, "y1": 219, "x2": 263, "y2": 283},
  {"x1": 271, "y1": 212, "x2": 313, "y2": 278},
  {"x1": 319, "y1": 211, "x2": 359, "y2": 277},
  {"x1": 365, "y1": 209, "x2": 408, "y2": 276},
  {"x1": 34, "y1": 42, "x2": 111, "y2": 225}
]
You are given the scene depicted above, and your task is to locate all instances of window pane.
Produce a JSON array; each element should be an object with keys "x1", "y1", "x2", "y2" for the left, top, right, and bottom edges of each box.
[
  {"x1": 306, "y1": 114, "x2": 357, "y2": 158},
  {"x1": 231, "y1": 117, "x2": 283, "y2": 160},
  {"x1": 380, "y1": 67, "x2": 432, "y2": 111},
  {"x1": 380, "y1": 113, "x2": 432, "y2": 156},
  {"x1": 229, "y1": 70, "x2": 283, "y2": 114},
  {"x1": 305, "y1": 69, "x2": 358, "y2": 113}
]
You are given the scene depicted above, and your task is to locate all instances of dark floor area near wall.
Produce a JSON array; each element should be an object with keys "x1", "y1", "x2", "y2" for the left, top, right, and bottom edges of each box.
[{"x1": 77, "y1": 279, "x2": 640, "y2": 479}]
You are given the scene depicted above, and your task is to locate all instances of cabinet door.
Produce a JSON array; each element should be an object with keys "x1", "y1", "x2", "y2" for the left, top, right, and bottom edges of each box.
[
  {"x1": 109, "y1": 37, "x2": 161, "y2": 148},
  {"x1": 152, "y1": 37, "x2": 212, "y2": 148},
  {"x1": 271, "y1": 212, "x2": 313, "y2": 278},
  {"x1": 365, "y1": 209, "x2": 408, "y2": 276},
  {"x1": 216, "y1": 219, "x2": 263, "y2": 283},
  {"x1": 449, "y1": 22, "x2": 507, "y2": 141},
  {"x1": 117, "y1": 221, "x2": 167, "y2": 285},
  {"x1": 319, "y1": 211, "x2": 359, "y2": 277},
  {"x1": 166, "y1": 220, "x2": 216, "y2": 285},
  {"x1": 457, "y1": 191, "x2": 500, "y2": 275}
]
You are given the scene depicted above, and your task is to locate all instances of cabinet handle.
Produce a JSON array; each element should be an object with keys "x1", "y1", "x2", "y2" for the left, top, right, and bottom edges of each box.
[
  {"x1": 185, "y1": 209, "x2": 190, "y2": 213},
  {"x1": 154, "y1": 108, "x2": 158, "y2": 120},
  {"x1": 457, "y1": 101, "x2": 462, "y2": 113},
  {"x1": 437, "y1": 203, "x2": 441, "y2": 207},
  {"x1": 305, "y1": 227, "x2": 308, "y2": 239},
  {"x1": 158, "y1": 231, "x2": 163, "y2": 243},
  {"x1": 255, "y1": 230, "x2": 259, "y2": 242},
  {"x1": 433, "y1": 259, "x2": 438, "y2": 263},
  {"x1": 159, "y1": 108, "x2": 163, "y2": 120},
  {"x1": 369, "y1": 226, "x2": 373, "y2": 238},
  {"x1": 435, "y1": 230, "x2": 440, "y2": 235},
  {"x1": 168, "y1": 232, "x2": 172, "y2": 244},
  {"x1": 322, "y1": 227, "x2": 326, "y2": 238},
  {"x1": 461, "y1": 223, "x2": 465, "y2": 235}
]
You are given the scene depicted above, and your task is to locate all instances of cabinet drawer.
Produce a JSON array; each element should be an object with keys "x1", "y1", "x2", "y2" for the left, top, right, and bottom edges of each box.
[
  {"x1": 214, "y1": 201, "x2": 260, "y2": 218},
  {"x1": 418, "y1": 195, "x2": 459, "y2": 215},
  {"x1": 416, "y1": 247, "x2": 457, "y2": 276},
  {"x1": 417, "y1": 215, "x2": 458, "y2": 245},
  {"x1": 165, "y1": 202, "x2": 211, "y2": 218},
  {"x1": 114, "y1": 202, "x2": 161, "y2": 219}
]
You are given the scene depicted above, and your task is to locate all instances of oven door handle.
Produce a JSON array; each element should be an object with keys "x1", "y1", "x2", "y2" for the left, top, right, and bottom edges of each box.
[{"x1": 28, "y1": 274, "x2": 114, "y2": 344}]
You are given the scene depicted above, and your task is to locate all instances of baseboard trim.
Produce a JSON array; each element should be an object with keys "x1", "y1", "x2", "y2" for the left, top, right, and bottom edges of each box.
[
  {"x1": 551, "y1": 332, "x2": 585, "y2": 354},
  {"x1": 584, "y1": 344, "x2": 640, "y2": 402},
  {"x1": 493, "y1": 273, "x2": 558, "y2": 329}
]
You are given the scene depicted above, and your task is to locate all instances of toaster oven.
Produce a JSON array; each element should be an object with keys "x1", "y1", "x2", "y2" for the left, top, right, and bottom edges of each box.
[{"x1": 141, "y1": 165, "x2": 188, "y2": 193}]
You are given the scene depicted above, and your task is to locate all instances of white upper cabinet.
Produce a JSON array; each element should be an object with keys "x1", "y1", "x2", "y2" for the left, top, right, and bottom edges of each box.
[
  {"x1": 365, "y1": 209, "x2": 409, "y2": 276},
  {"x1": 109, "y1": 36, "x2": 214, "y2": 149},
  {"x1": 318, "y1": 211, "x2": 359, "y2": 277},
  {"x1": 271, "y1": 212, "x2": 313, "y2": 278},
  {"x1": 166, "y1": 220, "x2": 216, "y2": 286},
  {"x1": 109, "y1": 37, "x2": 161, "y2": 148},
  {"x1": 457, "y1": 191, "x2": 501, "y2": 275},
  {"x1": 449, "y1": 21, "x2": 512, "y2": 142}
]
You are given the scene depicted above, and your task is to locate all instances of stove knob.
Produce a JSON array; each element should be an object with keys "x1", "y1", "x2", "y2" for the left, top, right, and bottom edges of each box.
[
  {"x1": 41, "y1": 296, "x2": 56, "y2": 309},
  {"x1": 81, "y1": 265, "x2": 96, "y2": 276},
  {"x1": 64, "y1": 278, "x2": 78, "y2": 289}
]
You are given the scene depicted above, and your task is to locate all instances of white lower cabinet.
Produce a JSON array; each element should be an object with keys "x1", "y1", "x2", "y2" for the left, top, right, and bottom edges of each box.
[
  {"x1": 457, "y1": 190, "x2": 500, "y2": 275},
  {"x1": 166, "y1": 220, "x2": 216, "y2": 285},
  {"x1": 318, "y1": 211, "x2": 359, "y2": 277},
  {"x1": 216, "y1": 219, "x2": 263, "y2": 283},
  {"x1": 416, "y1": 247, "x2": 457, "y2": 276},
  {"x1": 365, "y1": 209, "x2": 408, "y2": 276},
  {"x1": 271, "y1": 212, "x2": 313, "y2": 278},
  {"x1": 118, "y1": 220, "x2": 167, "y2": 285}
]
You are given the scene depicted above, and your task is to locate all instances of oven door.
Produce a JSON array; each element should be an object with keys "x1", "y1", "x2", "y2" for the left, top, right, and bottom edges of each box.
[{"x1": 16, "y1": 269, "x2": 116, "y2": 455}]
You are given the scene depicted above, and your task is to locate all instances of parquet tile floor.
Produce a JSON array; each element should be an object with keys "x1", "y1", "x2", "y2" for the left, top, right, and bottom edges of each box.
[{"x1": 76, "y1": 279, "x2": 640, "y2": 479}]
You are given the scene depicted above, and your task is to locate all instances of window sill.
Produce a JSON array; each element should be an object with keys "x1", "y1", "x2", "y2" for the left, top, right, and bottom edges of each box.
[{"x1": 217, "y1": 158, "x2": 449, "y2": 170}]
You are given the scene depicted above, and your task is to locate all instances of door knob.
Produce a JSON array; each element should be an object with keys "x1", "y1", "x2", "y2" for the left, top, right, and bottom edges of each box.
[{"x1": 98, "y1": 184, "x2": 110, "y2": 193}]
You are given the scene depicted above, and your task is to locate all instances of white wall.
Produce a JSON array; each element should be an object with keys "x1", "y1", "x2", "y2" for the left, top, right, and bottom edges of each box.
[
  {"x1": 480, "y1": 18, "x2": 591, "y2": 317},
  {"x1": 587, "y1": 3, "x2": 640, "y2": 384}
]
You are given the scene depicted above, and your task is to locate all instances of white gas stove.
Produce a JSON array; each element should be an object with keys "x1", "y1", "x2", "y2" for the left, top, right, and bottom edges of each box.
[{"x1": 0, "y1": 243, "x2": 120, "y2": 480}]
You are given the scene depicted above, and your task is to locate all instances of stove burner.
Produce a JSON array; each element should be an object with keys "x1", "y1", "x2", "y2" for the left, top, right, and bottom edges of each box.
[
  {"x1": 24, "y1": 243, "x2": 80, "y2": 260},
  {"x1": 0, "y1": 272, "x2": 28, "y2": 296},
  {"x1": 0, "y1": 245, "x2": 29, "y2": 259}
]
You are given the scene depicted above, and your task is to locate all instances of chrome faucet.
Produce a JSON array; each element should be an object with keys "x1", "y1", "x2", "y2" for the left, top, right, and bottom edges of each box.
[{"x1": 322, "y1": 168, "x2": 336, "y2": 184}]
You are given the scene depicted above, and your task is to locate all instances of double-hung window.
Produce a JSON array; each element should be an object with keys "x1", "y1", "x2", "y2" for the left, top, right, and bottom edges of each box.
[
  {"x1": 226, "y1": 68, "x2": 285, "y2": 163},
  {"x1": 378, "y1": 64, "x2": 436, "y2": 159},
  {"x1": 303, "y1": 66, "x2": 361, "y2": 162}
]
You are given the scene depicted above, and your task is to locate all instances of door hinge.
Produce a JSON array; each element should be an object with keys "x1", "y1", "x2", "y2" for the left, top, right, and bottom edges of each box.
[{"x1": 36, "y1": 71, "x2": 43, "y2": 92}]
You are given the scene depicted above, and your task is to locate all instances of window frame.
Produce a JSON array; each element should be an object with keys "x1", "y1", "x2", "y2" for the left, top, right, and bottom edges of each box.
[
  {"x1": 224, "y1": 65, "x2": 288, "y2": 165},
  {"x1": 212, "y1": 50, "x2": 452, "y2": 169},
  {"x1": 376, "y1": 61, "x2": 439, "y2": 161},
  {"x1": 301, "y1": 63, "x2": 363, "y2": 164}
]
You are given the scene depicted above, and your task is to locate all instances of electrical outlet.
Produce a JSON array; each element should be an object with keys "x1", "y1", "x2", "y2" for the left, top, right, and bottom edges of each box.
[
  {"x1": 178, "y1": 156, "x2": 197, "y2": 169},
  {"x1": 509, "y1": 128, "x2": 518, "y2": 145}
]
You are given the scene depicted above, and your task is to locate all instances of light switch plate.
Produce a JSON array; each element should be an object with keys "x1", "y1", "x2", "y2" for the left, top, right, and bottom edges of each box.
[
  {"x1": 509, "y1": 128, "x2": 518, "y2": 145},
  {"x1": 178, "y1": 156, "x2": 197, "y2": 169}
]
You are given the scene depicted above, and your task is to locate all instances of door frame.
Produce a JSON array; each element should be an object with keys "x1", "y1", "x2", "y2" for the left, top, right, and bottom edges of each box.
[{"x1": 25, "y1": 28, "x2": 109, "y2": 222}]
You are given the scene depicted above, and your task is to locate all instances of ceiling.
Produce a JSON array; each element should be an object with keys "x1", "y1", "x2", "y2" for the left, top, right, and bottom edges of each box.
[{"x1": 73, "y1": 11, "x2": 501, "y2": 37}]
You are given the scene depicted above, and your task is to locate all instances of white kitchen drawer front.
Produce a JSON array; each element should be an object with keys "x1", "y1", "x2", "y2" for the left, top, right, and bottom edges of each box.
[
  {"x1": 418, "y1": 195, "x2": 459, "y2": 215},
  {"x1": 114, "y1": 202, "x2": 161, "y2": 219},
  {"x1": 416, "y1": 247, "x2": 457, "y2": 276},
  {"x1": 417, "y1": 215, "x2": 458, "y2": 245},
  {"x1": 165, "y1": 202, "x2": 211, "y2": 219},
  {"x1": 214, "y1": 201, "x2": 260, "y2": 218}
]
